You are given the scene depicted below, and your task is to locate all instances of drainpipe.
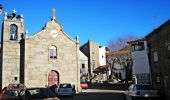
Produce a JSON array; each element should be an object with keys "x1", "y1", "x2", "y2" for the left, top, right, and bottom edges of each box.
[{"x1": 76, "y1": 35, "x2": 81, "y2": 92}]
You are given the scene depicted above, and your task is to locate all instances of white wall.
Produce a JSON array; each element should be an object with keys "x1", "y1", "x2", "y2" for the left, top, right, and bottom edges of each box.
[
  {"x1": 99, "y1": 46, "x2": 106, "y2": 66},
  {"x1": 79, "y1": 51, "x2": 88, "y2": 76},
  {"x1": 131, "y1": 41, "x2": 150, "y2": 74}
]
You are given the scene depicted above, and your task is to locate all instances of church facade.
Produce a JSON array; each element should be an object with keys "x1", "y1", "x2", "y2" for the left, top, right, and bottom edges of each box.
[{"x1": 0, "y1": 9, "x2": 81, "y2": 92}]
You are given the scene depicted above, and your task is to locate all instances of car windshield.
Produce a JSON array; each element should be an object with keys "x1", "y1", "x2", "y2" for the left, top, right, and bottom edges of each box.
[
  {"x1": 136, "y1": 85, "x2": 154, "y2": 90},
  {"x1": 59, "y1": 84, "x2": 72, "y2": 88}
]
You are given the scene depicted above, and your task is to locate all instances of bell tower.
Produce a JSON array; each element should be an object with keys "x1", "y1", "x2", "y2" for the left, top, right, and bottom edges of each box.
[
  {"x1": 2, "y1": 9, "x2": 24, "y2": 41},
  {"x1": 0, "y1": 9, "x2": 24, "y2": 89}
]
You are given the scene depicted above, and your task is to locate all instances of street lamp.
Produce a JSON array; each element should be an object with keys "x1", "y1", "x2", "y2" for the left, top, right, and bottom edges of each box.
[{"x1": 0, "y1": 4, "x2": 3, "y2": 15}]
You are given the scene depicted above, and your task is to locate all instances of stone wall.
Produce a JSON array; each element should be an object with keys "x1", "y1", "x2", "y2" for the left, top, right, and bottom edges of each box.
[
  {"x1": 1, "y1": 13, "x2": 24, "y2": 88},
  {"x1": 2, "y1": 42, "x2": 21, "y2": 86},
  {"x1": 89, "y1": 40, "x2": 100, "y2": 76},
  {"x1": 146, "y1": 20, "x2": 170, "y2": 99}
]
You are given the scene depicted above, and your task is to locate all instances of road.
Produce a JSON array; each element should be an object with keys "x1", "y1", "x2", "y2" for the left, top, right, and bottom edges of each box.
[{"x1": 59, "y1": 89, "x2": 125, "y2": 100}]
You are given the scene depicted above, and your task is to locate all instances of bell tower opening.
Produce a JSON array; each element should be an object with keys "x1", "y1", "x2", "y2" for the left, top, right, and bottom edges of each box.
[{"x1": 10, "y1": 24, "x2": 18, "y2": 40}]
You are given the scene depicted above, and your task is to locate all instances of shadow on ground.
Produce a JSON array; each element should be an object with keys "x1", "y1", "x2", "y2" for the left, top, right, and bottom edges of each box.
[{"x1": 88, "y1": 83, "x2": 131, "y2": 90}]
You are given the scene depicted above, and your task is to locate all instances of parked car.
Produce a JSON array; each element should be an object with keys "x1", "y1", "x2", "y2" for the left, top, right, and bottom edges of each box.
[
  {"x1": 0, "y1": 88, "x2": 20, "y2": 100},
  {"x1": 56, "y1": 83, "x2": 74, "y2": 97},
  {"x1": 80, "y1": 82, "x2": 88, "y2": 89},
  {"x1": 124, "y1": 84, "x2": 160, "y2": 100},
  {"x1": 19, "y1": 87, "x2": 60, "y2": 100}
]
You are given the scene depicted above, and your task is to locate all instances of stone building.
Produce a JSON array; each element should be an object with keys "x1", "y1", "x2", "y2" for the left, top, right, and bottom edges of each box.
[
  {"x1": 80, "y1": 40, "x2": 100, "y2": 79},
  {"x1": 99, "y1": 46, "x2": 106, "y2": 66},
  {"x1": 0, "y1": 9, "x2": 81, "y2": 92},
  {"x1": 146, "y1": 20, "x2": 170, "y2": 99}
]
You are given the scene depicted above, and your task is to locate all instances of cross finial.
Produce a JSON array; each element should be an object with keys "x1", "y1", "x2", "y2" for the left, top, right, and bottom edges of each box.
[
  {"x1": 76, "y1": 35, "x2": 80, "y2": 44},
  {"x1": 12, "y1": 9, "x2": 17, "y2": 14},
  {"x1": 52, "y1": 8, "x2": 56, "y2": 20}
]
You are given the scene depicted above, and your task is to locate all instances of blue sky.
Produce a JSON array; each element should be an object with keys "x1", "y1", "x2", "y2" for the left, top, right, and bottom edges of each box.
[{"x1": 1, "y1": 0, "x2": 170, "y2": 46}]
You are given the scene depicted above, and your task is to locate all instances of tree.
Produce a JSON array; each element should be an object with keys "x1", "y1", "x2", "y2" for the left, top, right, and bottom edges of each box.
[
  {"x1": 106, "y1": 56, "x2": 117, "y2": 80},
  {"x1": 106, "y1": 35, "x2": 136, "y2": 82},
  {"x1": 107, "y1": 34, "x2": 136, "y2": 51}
]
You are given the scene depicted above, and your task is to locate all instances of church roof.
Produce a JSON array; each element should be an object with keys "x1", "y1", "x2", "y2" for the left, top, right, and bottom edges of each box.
[{"x1": 28, "y1": 8, "x2": 78, "y2": 44}]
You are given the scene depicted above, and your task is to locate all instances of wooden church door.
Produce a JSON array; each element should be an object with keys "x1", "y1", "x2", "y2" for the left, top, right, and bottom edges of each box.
[{"x1": 48, "y1": 70, "x2": 59, "y2": 87}]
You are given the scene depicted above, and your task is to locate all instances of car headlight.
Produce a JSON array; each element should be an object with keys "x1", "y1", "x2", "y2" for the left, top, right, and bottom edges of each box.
[{"x1": 144, "y1": 94, "x2": 149, "y2": 97}]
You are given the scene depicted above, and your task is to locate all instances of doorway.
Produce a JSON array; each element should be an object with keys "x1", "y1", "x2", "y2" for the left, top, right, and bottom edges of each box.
[{"x1": 48, "y1": 70, "x2": 59, "y2": 87}]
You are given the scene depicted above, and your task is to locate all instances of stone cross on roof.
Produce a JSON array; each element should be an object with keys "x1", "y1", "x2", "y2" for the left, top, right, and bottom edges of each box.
[{"x1": 52, "y1": 8, "x2": 56, "y2": 20}]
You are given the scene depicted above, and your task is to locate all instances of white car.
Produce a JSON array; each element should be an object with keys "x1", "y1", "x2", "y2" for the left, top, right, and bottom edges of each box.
[
  {"x1": 56, "y1": 83, "x2": 75, "y2": 97},
  {"x1": 124, "y1": 84, "x2": 160, "y2": 100}
]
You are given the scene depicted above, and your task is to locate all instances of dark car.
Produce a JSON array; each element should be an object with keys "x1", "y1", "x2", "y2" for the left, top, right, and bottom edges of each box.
[{"x1": 19, "y1": 87, "x2": 60, "y2": 100}]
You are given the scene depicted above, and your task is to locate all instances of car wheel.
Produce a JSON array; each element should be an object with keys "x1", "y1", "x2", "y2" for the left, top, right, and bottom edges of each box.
[
  {"x1": 130, "y1": 96, "x2": 135, "y2": 100},
  {"x1": 70, "y1": 95, "x2": 74, "y2": 98},
  {"x1": 123, "y1": 95, "x2": 127, "y2": 100}
]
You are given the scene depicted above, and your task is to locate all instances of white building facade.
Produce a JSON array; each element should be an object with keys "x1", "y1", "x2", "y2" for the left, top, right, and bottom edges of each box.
[
  {"x1": 79, "y1": 51, "x2": 88, "y2": 82},
  {"x1": 129, "y1": 38, "x2": 151, "y2": 84},
  {"x1": 99, "y1": 46, "x2": 106, "y2": 66}
]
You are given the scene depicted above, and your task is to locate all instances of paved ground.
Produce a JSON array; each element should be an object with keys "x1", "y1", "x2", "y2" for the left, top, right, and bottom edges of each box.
[
  {"x1": 88, "y1": 83, "x2": 131, "y2": 90},
  {"x1": 58, "y1": 83, "x2": 162, "y2": 100},
  {"x1": 59, "y1": 83, "x2": 129, "y2": 100},
  {"x1": 59, "y1": 89, "x2": 125, "y2": 100},
  {"x1": 82, "y1": 89, "x2": 125, "y2": 93}
]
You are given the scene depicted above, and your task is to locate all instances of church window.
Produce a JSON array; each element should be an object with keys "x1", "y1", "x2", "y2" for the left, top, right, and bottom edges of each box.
[
  {"x1": 82, "y1": 64, "x2": 85, "y2": 69},
  {"x1": 50, "y1": 46, "x2": 57, "y2": 59},
  {"x1": 167, "y1": 45, "x2": 170, "y2": 58},
  {"x1": 10, "y1": 24, "x2": 18, "y2": 40},
  {"x1": 153, "y1": 51, "x2": 158, "y2": 62}
]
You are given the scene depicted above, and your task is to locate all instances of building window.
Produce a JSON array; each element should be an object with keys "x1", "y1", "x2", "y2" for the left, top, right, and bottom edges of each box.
[
  {"x1": 153, "y1": 51, "x2": 158, "y2": 62},
  {"x1": 82, "y1": 64, "x2": 85, "y2": 69},
  {"x1": 138, "y1": 42, "x2": 144, "y2": 51},
  {"x1": 102, "y1": 55, "x2": 105, "y2": 58},
  {"x1": 132, "y1": 42, "x2": 145, "y2": 52},
  {"x1": 50, "y1": 46, "x2": 57, "y2": 59},
  {"x1": 10, "y1": 24, "x2": 18, "y2": 40},
  {"x1": 155, "y1": 74, "x2": 161, "y2": 83},
  {"x1": 14, "y1": 77, "x2": 18, "y2": 81},
  {"x1": 168, "y1": 45, "x2": 170, "y2": 58}
]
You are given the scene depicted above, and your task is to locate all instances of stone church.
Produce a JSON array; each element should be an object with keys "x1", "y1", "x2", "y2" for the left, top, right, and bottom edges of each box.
[{"x1": 0, "y1": 9, "x2": 81, "y2": 92}]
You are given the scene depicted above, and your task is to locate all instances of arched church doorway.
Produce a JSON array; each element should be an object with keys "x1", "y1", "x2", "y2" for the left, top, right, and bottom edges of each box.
[{"x1": 48, "y1": 70, "x2": 59, "y2": 87}]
